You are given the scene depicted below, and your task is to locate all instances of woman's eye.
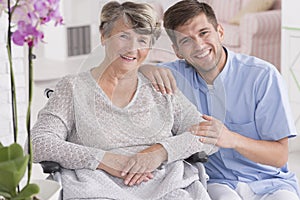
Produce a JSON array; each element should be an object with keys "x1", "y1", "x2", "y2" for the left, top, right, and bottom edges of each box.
[
  {"x1": 139, "y1": 39, "x2": 148, "y2": 45},
  {"x1": 120, "y1": 34, "x2": 129, "y2": 39}
]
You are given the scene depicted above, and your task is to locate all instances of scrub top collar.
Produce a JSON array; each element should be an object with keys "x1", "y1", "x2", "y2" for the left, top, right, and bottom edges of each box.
[{"x1": 189, "y1": 47, "x2": 230, "y2": 93}]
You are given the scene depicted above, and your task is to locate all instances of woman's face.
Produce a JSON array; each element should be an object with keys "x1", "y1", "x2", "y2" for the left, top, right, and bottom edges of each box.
[{"x1": 102, "y1": 17, "x2": 152, "y2": 72}]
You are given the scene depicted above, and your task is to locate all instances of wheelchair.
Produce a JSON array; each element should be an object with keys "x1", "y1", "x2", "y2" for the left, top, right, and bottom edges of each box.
[{"x1": 39, "y1": 88, "x2": 209, "y2": 199}]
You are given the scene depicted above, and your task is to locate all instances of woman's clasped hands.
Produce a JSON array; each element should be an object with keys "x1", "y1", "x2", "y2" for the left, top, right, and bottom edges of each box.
[{"x1": 99, "y1": 144, "x2": 168, "y2": 186}]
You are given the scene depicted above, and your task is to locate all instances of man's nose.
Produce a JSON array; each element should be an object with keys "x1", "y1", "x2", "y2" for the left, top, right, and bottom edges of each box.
[{"x1": 193, "y1": 37, "x2": 205, "y2": 47}]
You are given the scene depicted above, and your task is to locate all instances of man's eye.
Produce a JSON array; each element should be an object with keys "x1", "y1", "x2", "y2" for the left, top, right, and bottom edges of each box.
[{"x1": 200, "y1": 31, "x2": 208, "y2": 36}]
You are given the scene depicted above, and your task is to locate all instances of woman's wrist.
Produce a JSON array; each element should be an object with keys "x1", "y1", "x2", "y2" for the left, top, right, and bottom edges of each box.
[{"x1": 140, "y1": 143, "x2": 168, "y2": 162}]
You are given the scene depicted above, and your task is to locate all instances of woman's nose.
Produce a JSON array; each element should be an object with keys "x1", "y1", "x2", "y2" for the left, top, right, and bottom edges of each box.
[{"x1": 126, "y1": 39, "x2": 138, "y2": 51}]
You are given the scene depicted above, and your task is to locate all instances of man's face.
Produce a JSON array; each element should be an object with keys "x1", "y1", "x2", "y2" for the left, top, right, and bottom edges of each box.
[{"x1": 172, "y1": 13, "x2": 225, "y2": 75}]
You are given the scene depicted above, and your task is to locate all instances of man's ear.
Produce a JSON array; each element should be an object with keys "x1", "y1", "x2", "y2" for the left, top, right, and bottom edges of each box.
[
  {"x1": 172, "y1": 44, "x2": 184, "y2": 59},
  {"x1": 217, "y1": 24, "x2": 224, "y2": 42}
]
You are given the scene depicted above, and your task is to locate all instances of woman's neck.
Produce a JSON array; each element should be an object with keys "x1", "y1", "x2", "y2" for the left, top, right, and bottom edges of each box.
[{"x1": 92, "y1": 63, "x2": 139, "y2": 108}]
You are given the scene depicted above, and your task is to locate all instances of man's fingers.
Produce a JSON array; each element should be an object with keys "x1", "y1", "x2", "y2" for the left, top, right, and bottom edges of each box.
[
  {"x1": 153, "y1": 69, "x2": 177, "y2": 95},
  {"x1": 162, "y1": 69, "x2": 176, "y2": 94},
  {"x1": 199, "y1": 136, "x2": 218, "y2": 145},
  {"x1": 146, "y1": 73, "x2": 160, "y2": 92},
  {"x1": 167, "y1": 70, "x2": 177, "y2": 94},
  {"x1": 153, "y1": 71, "x2": 166, "y2": 94},
  {"x1": 190, "y1": 123, "x2": 210, "y2": 133},
  {"x1": 202, "y1": 114, "x2": 213, "y2": 121}
]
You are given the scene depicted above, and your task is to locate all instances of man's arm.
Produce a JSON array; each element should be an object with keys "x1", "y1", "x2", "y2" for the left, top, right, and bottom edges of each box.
[{"x1": 190, "y1": 115, "x2": 289, "y2": 168}]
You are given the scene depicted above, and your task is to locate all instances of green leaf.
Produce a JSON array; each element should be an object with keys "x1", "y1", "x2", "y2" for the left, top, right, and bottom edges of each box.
[
  {"x1": 0, "y1": 153, "x2": 29, "y2": 194},
  {"x1": 0, "y1": 143, "x2": 28, "y2": 192},
  {"x1": 0, "y1": 143, "x2": 24, "y2": 162},
  {"x1": 0, "y1": 190, "x2": 12, "y2": 199},
  {"x1": 0, "y1": 184, "x2": 10, "y2": 194},
  {"x1": 13, "y1": 183, "x2": 40, "y2": 200}
]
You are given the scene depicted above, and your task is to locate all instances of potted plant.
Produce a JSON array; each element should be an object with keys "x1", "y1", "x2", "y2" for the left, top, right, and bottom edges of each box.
[{"x1": 0, "y1": 0, "x2": 63, "y2": 199}]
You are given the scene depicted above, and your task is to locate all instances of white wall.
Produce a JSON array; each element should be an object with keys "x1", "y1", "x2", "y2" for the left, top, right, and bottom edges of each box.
[{"x1": 281, "y1": 0, "x2": 300, "y2": 184}]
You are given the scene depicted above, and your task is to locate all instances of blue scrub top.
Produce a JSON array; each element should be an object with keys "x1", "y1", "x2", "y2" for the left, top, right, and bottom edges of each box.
[{"x1": 159, "y1": 48, "x2": 300, "y2": 196}]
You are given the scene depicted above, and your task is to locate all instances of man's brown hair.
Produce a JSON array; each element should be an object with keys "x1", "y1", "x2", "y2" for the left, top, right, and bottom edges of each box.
[{"x1": 163, "y1": 0, "x2": 218, "y2": 46}]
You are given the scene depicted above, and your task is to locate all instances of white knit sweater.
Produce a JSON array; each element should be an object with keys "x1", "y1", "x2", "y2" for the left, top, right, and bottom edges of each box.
[{"x1": 31, "y1": 71, "x2": 217, "y2": 199}]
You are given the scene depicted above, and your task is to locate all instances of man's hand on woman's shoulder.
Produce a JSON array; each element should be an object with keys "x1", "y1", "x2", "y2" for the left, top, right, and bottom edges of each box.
[{"x1": 139, "y1": 64, "x2": 177, "y2": 95}]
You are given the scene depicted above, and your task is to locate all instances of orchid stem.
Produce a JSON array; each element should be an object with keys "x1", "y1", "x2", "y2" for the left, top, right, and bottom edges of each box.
[
  {"x1": 7, "y1": 0, "x2": 18, "y2": 144},
  {"x1": 26, "y1": 45, "x2": 34, "y2": 185}
]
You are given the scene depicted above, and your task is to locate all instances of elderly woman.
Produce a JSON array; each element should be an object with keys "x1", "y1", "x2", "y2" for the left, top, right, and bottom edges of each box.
[{"x1": 31, "y1": 1, "x2": 217, "y2": 199}]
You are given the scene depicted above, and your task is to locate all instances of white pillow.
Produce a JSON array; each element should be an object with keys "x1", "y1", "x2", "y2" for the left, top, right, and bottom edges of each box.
[{"x1": 229, "y1": 0, "x2": 275, "y2": 25}]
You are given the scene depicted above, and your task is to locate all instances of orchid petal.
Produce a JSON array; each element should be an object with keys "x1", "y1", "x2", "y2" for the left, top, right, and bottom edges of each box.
[{"x1": 12, "y1": 30, "x2": 25, "y2": 46}]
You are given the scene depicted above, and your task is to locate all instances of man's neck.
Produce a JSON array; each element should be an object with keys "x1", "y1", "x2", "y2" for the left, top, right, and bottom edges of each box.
[{"x1": 197, "y1": 47, "x2": 227, "y2": 85}]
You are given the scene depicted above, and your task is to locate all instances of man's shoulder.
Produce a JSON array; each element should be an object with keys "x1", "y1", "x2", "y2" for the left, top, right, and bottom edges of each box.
[
  {"x1": 158, "y1": 60, "x2": 196, "y2": 74},
  {"x1": 228, "y1": 50, "x2": 279, "y2": 77},
  {"x1": 158, "y1": 59, "x2": 185, "y2": 68}
]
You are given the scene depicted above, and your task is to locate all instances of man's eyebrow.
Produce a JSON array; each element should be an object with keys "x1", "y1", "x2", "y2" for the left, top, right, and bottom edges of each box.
[
  {"x1": 178, "y1": 36, "x2": 190, "y2": 44},
  {"x1": 199, "y1": 27, "x2": 210, "y2": 32},
  {"x1": 177, "y1": 27, "x2": 211, "y2": 43}
]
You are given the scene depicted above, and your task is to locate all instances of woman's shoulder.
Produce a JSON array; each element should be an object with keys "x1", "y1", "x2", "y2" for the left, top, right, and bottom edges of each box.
[
  {"x1": 138, "y1": 72, "x2": 190, "y2": 105},
  {"x1": 55, "y1": 71, "x2": 91, "y2": 87},
  {"x1": 137, "y1": 72, "x2": 174, "y2": 101}
]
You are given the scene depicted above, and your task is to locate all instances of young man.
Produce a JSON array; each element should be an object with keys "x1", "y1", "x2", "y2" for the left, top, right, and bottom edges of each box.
[{"x1": 140, "y1": 0, "x2": 299, "y2": 199}]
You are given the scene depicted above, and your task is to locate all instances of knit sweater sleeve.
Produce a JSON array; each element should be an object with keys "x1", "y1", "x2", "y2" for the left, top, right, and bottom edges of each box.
[
  {"x1": 31, "y1": 76, "x2": 105, "y2": 170},
  {"x1": 159, "y1": 90, "x2": 218, "y2": 164}
]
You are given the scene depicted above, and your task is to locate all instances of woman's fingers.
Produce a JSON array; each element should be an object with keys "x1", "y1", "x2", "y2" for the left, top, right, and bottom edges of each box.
[
  {"x1": 128, "y1": 166, "x2": 147, "y2": 185},
  {"x1": 136, "y1": 173, "x2": 152, "y2": 185},
  {"x1": 125, "y1": 173, "x2": 142, "y2": 186},
  {"x1": 121, "y1": 158, "x2": 136, "y2": 176},
  {"x1": 125, "y1": 172, "x2": 151, "y2": 186},
  {"x1": 124, "y1": 166, "x2": 147, "y2": 186}
]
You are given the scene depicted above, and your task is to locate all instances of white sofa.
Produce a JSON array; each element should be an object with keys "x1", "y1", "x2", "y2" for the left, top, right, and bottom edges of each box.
[{"x1": 204, "y1": 0, "x2": 282, "y2": 71}]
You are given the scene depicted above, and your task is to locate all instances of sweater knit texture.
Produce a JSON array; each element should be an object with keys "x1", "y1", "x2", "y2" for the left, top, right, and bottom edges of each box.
[{"x1": 31, "y1": 71, "x2": 217, "y2": 199}]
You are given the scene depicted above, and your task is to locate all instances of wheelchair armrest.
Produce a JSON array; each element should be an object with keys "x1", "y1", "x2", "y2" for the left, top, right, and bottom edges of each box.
[
  {"x1": 40, "y1": 161, "x2": 61, "y2": 174},
  {"x1": 44, "y1": 88, "x2": 54, "y2": 98},
  {"x1": 185, "y1": 151, "x2": 208, "y2": 163}
]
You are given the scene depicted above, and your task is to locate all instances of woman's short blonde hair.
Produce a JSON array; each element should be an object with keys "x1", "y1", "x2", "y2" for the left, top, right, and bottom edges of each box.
[{"x1": 99, "y1": 1, "x2": 161, "y2": 45}]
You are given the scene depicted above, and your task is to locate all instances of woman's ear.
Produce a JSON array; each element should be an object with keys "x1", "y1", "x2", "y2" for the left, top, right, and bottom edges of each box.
[
  {"x1": 100, "y1": 29, "x2": 106, "y2": 45},
  {"x1": 172, "y1": 44, "x2": 184, "y2": 59},
  {"x1": 101, "y1": 34, "x2": 105, "y2": 45}
]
